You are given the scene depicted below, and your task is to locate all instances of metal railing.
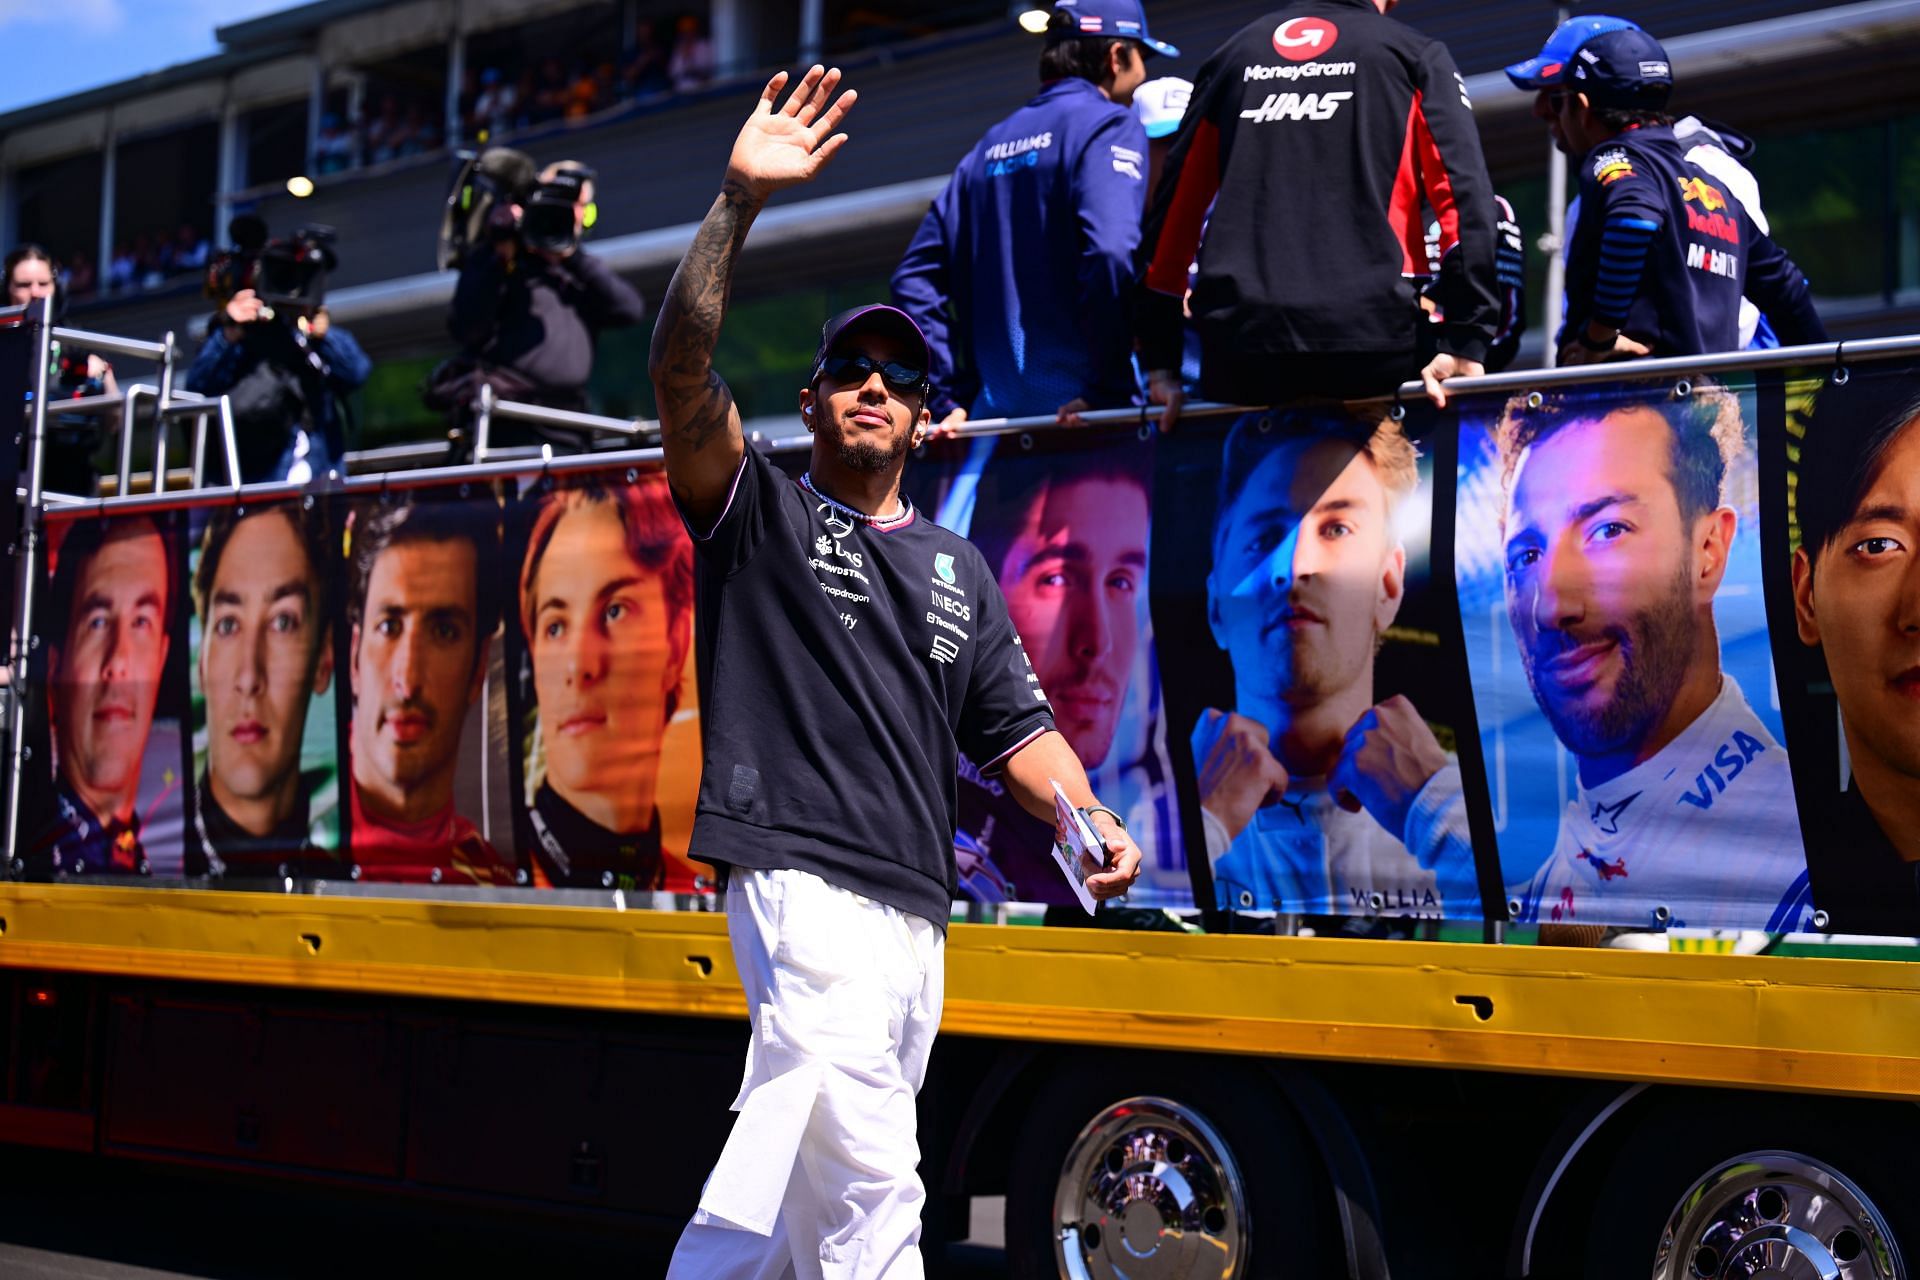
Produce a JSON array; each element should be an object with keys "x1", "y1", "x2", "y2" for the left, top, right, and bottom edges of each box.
[
  {"x1": 40, "y1": 385, "x2": 240, "y2": 498},
  {"x1": 471, "y1": 382, "x2": 661, "y2": 463}
]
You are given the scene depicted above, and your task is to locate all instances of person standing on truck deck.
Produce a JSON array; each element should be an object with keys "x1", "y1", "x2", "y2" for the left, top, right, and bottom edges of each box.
[
  {"x1": 891, "y1": 0, "x2": 1176, "y2": 431},
  {"x1": 1506, "y1": 25, "x2": 1826, "y2": 365},
  {"x1": 1137, "y1": 0, "x2": 1501, "y2": 427},
  {"x1": 1509, "y1": 14, "x2": 1789, "y2": 353},
  {"x1": 652, "y1": 66, "x2": 1144, "y2": 1279}
]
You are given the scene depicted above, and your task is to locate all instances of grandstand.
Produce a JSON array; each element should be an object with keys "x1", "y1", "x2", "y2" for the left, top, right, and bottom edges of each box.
[{"x1": 3, "y1": 0, "x2": 1919, "y2": 449}]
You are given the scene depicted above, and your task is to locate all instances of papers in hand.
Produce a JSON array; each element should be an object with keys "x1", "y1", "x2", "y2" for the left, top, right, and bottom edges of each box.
[{"x1": 1051, "y1": 779, "x2": 1106, "y2": 916}]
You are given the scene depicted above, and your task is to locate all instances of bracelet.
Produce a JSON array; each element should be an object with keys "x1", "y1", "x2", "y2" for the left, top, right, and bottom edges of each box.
[{"x1": 1078, "y1": 805, "x2": 1127, "y2": 833}]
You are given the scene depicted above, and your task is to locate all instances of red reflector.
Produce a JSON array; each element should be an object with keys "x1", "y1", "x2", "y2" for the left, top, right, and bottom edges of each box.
[{"x1": 27, "y1": 988, "x2": 56, "y2": 1008}]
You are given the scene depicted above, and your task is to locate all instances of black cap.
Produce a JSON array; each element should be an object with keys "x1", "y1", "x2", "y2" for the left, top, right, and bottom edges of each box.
[
  {"x1": 1567, "y1": 28, "x2": 1674, "y2": 110},
  {"x1": 808, "y1": 305, "x2": 932, "y2": 388}
]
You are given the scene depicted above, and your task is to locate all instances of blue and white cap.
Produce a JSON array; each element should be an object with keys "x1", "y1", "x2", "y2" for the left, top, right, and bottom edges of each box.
[
  {"x1": 1049, "y1": 0, "x2": 1180, "y2": 58},
  {"x1": 1504, "y1": 14, "x2": 1642, "y2": 90},
  {"x1": 1132, "y1": 77, "x2": 1192, "y2": 139}
]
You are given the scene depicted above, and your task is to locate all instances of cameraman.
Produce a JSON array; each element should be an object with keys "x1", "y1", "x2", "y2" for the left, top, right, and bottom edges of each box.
[
  {"x1": 185, "y1": 225, "x2": 371, "y2": 484},
  {"x1": 445, "y1": 162, "x2": 645, "y2": 453}
]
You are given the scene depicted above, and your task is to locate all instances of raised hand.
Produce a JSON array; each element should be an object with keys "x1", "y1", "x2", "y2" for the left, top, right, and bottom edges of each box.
[{"x1": 726, "y1": 66, "x2": 857, "y2": 203}]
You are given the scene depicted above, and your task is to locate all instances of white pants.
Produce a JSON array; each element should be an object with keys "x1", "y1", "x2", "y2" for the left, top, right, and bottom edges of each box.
[{"x1": 666, "y1": 868, "x2": 945, "y2": 1280}]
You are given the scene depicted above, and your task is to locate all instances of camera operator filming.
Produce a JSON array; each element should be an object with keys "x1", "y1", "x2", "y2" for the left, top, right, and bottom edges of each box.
[
  {"x1": 185, "y1": 218, "x2": 371, "y2": 484},
  {"x1": 438, "y1": 154, "x2": 646, "y2": 454}
]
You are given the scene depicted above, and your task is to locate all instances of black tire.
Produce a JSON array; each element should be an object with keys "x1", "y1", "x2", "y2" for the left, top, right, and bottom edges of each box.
[
  {"x1": 1580, "y1": 1093, "x2": 1919, "y2": 1280},
  {"x1": 1003, "y1": 1053, "x2": 1341, "y2": 1280}
]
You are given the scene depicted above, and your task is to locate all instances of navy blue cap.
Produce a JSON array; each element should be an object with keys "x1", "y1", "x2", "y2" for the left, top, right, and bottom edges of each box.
[
  {"x1": 1505, "y1": 14, "x2": 1641, "y2": 91},
  {"x1": 1565, "y1": 28, "x2": 1673, "y2": 110},
  {"x1": 1049, "y1": 0, "x2": 1179, "y2": 58},
  {"x1": 810, "y1": 305, "x2": 931, "y2": 387}
]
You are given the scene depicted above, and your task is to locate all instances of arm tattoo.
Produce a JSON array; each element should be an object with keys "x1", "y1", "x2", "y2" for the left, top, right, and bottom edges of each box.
[{"x1": 650, "y1": 181, "x2": 760, "y2": 451}]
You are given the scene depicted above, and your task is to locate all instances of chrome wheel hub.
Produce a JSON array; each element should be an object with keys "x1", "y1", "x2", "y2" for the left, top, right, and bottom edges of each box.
[
  {"x1": 1653, "y1": 1151, "x2": 1904, "y2": 1280},
  {"x1": 1052, "y1": 1096, "x2": 1246, "y2": 1280}
]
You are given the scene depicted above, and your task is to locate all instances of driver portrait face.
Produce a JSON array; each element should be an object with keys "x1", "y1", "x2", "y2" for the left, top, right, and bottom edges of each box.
[
  {"x1": 1207, "y1": 432, "x2": 1406, "y2": 713},
  {"x1": 1499, "y1": 395, "x2": 1737, "y2": 769},
  {"x1": 50, "y1": 517, "x2": 174, "y2": 824},
  {"x1": 520, "y1": 481, "x2": 692, "y2": 833},
  {"x1": 348, "y1": 503, "x2": 493, "y2": 824},
  {"x1": 1793, "y1": 408, "x2": 1920, "y2": 849},
  {"x1": 994, "y1": 473, "x2": 1147, "y2": 768},
  {"x1": 197, "y1": 508, "x2": 333, "y2": 835}
]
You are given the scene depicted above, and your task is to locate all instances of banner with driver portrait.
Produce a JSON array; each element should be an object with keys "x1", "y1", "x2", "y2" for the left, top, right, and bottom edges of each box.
[
  {"x1": 13, "y1": 369, "x2": 1920, "y2": 938},
  {"x1": 1455, "y1": 373, "x2": 1815, "y2": 935}
]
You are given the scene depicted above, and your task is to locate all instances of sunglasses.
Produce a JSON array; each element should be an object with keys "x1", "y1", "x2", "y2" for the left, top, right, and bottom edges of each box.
[{"x1": 818, "y1": 353, "x2": 927, "y2": 394}]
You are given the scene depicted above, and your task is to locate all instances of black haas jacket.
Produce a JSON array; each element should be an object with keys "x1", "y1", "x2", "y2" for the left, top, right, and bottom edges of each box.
[{"x1": 1138, "y1": 0, "x2": 1500, "y2": 374}]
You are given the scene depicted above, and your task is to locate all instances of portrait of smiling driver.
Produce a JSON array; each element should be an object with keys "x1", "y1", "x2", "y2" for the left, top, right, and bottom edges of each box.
[
  {"x1": 43, "y1": 515, "x2": 177, "y2": 876},
  {"x1": 347, "y1": 499, "x2": 517, "y2": 885},
  {"x1": 1498, "y1": 383, "x2": 1807, "y2": 930},
  {"x1": 192, "y1": 505, "x2": 336, "y2": 874}
]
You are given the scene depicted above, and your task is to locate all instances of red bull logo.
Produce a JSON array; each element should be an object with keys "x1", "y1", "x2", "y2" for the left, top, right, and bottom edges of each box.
[{"x1": 1678, "y1": 177, "x2": 1729, "y2": 211}]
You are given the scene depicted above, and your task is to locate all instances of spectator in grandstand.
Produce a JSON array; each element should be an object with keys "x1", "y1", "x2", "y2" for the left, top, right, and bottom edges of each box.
[
  {"x1": 1511, "y1": 16, "x2": 1786, "y2": 353},
  {"x1": 364, "y1": 95, "x2": 400, "y2": 164},
  {"x1": 314, "y1": 113, "x2": 355, "y2": 175},
  {"x1": 106, "y1": 243, "x2": 136, "y2": 293},
  {"x1": 530, "y1": 57, "x2": 571, "y2": 124},
  {"x1": 621, "y1": 19, "x2": 673, "y2": 99},
  {"x1": 345, "y1": 499, "x2": 517, "y2": 886},
  {"x1": 954, "y1": 449, "x2": 1154, "y2": 906},
  {"x1": 42, "y1": 516, "x2": 176, "y2": 876},
  {"x1": 652, "y1": 67, "x2": 1140, "y2": 1277},
  {"x1": 565, "y1": 63, "x2": 606, "y2": 120},
  {"x1": 1192, "y1": 410, "x2": 1474, "y2": 919},
  {"x1": 1789, "y1": 373, "x2": 1920, "y2": 934},
  {"x1": 515, "y1": 475, "x2": 693, "y2": 890},
  {"x1": 668, "y1": 15, "x2": 715, "y2": 93},
  {"x1": 1504, "y1": 25, "x2": 1825, "y2": 364},
  {"x1": 172, "y1": 224, "x2": 209, "y2": 273},
  {"x1": 185, "y1": 284, "x2": 373, "y2": 485},
  {"x1": 191, "y1": 505, "x2": 337, "y2": 876},
  {"x1": 1139, "y1": 0, "x2": 1499, "y2": 425},
  {"x1": 64, "y1": 250, "x2": 96, "y2": 297},
  {"x1": 7, "y1": 244, "x2": 119, "y2": 498},
  {"x1": 1497, "y1": 384, "x2": 1808, "y2": 930},
  {"x1": 445, "y1": 160, "x2": 646, "y2": 452},
  {"x1": 891, "y1": 0, "x2": 1174, "y2": 429},
  {"x1": 473, "y1": 69, "x2": 519, "y2": 140}
]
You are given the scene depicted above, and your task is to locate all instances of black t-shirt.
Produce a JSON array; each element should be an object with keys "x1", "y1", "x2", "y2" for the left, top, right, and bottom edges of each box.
[{"x1": 680, "y1": 447, "x2": 1055, "y2": 926}]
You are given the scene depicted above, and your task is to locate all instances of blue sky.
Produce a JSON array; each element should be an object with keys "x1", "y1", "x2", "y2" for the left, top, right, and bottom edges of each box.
[{"x1": 0, "y1": 0, "x2": 292, "y2": 116}]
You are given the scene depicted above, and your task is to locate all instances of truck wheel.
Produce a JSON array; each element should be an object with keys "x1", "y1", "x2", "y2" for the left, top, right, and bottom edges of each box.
[
  {"x1": 1004, "y1": 1059, "x2": 1336, "y2": 1280},
  {"x1": 1583, "y1": 1104, "x2": 1912, "y2": 1279}
]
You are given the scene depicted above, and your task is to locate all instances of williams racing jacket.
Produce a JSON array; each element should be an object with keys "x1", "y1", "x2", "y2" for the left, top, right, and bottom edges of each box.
[
  {"x1": 892, "y1": 77, "x2": 1149, "y2": 419},
  {"x1": 1137, "y1": 0, "x2": 1500, "y2": 373},
  {"x1": 1562, "y1": 123, "x2": 1825, "y2": 355}
]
